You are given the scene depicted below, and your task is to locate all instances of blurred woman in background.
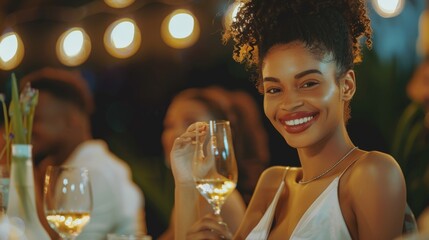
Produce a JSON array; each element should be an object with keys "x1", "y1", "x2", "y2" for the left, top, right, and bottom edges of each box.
[{"x1": 159, "y1": 86, "x2": 270, "y2": 239}]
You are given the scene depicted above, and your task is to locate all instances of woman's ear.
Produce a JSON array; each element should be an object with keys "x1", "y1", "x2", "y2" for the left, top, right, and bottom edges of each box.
[{"x1": 340, "y1": 70, "x2": 356, "y2": 101}]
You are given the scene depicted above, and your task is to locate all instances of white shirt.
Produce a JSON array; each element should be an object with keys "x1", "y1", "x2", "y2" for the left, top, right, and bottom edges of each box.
[{"x1": 66, "y1": 140, "x2": 145, "y2": 240}]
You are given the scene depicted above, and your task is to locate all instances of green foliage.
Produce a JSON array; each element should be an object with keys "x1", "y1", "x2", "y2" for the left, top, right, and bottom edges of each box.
[{"x1": 391, "y1": 102, "x2": 429, "y2": 217}]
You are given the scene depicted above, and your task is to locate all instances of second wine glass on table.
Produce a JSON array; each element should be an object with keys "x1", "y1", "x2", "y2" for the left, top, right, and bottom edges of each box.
[
  {"x1": 193, "y1": 120, "x2": 238, "y2": 216},
  {"x1": 43, "y1": 166, "x2": 92, "y2": 240}
]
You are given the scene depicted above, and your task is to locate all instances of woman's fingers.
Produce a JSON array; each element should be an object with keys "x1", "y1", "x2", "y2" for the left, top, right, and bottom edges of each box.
[
  {"x1": 176, "y1": 122, "x2": 207, "y2": 144},
  {"x1": 174, "y1": 122, "x2": 208, "y2": 148},
  {"x1": 171, "y1": 121, "x2": 210, "y2": 185},
  {"x1": 187, "y1": 229, "x2": 226, "y2": 240},
  {"x1": 187, "y1": 214, "x2": 232, "y2": 240}
]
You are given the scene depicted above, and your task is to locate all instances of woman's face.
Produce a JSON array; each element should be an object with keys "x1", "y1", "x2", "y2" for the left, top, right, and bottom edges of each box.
[
  {"x1": 162, "y1": 98, "x2": 212, "y2": 167},
  {"x1": 262, "y1": 42, "x2": 351, "y2": 149}
]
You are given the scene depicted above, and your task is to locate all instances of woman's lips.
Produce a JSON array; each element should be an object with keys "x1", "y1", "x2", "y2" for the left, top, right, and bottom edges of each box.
[{"x1": 279, "y1": 112, "x2": 319, "y2": 134}]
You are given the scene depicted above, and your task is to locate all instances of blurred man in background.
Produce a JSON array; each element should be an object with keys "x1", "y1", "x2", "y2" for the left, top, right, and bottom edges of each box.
[{"x1": 20, "y1": 67, "x2": 146, "y2": 239}]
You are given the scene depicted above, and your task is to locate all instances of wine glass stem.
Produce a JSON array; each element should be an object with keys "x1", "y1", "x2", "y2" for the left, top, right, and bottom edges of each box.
[{"x1": 213, "y1": 205, "x2": 221, "y2": 216}]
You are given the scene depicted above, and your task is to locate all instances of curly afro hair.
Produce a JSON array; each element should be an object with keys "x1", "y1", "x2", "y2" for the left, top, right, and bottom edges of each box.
[{"x1": 223, "y1": 0, "x2": 372, "y2": 91}]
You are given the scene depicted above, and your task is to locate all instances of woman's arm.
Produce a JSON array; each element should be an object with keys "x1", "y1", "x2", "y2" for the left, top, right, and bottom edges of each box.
[
  {"x1": 174, "y1": 183, "x2": 200, "y2": 239},
  {"x1": 170, "y1": 123, "x2": 204, "y2": 239},
  {"x1": 350, "y1": 151, "x2": 406, "y2": 239}
]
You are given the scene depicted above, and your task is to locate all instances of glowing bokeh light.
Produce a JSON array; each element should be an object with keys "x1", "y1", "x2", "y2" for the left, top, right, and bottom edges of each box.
[
  {"x1": 223, "y1": 1, "x2": 243, "y2": 30},
  {"x1": 161, "y1": 9, "x2": 200, "y2": 49},
  {"x1": 0, "y1": 34, "x2": 18, "y2": 62},
  {"x1": 372, "y1": 0, "x2": 404, "y2": 18},
  {"x1": 0, "y1": 32, "x2": 24, "y2": 70},
  {"x1": 111, "y1": 21, "x2": 135, "y2": 48},
  {"x1": 104, "y1": 18, "x2": 141, "y2": 59},
  {"x1": 104, "y1": 0, "x2": 135, "y2": 8},
  {"x1": 63, "y1": 30, "x2": 84, "y2": 57},
  {"x1": 56, "y1": 27, "x2": 91, "y2": 66},
  {"x1": 168, "y1": 13, "x2": 194, "y2": 39}
]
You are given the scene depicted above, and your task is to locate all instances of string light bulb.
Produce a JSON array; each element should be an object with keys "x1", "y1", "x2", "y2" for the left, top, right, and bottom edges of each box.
[
  {"x1": 104, "y1": 18, "x2": 141, "y2": 59},
  {"x1": 56, "y1": 27, "x2": 91, "y2": 67},
  {"x1": 0, "y1": 31, "x2": 25, "y2": 70},
  {"x1": 223, "y1": 1, "x2": 243, "y2": 31},
  {"x1": 161, "y1": 9, "x2": 200, "y2": 49},
  {"x1": 104, "y1": 0, "x2": 135, "y2": 9},
  {"x1": 372, "y1": 0, "x2": 404, "y2": 18}
]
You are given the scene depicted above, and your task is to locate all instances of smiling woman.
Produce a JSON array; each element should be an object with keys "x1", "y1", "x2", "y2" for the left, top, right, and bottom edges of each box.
[{"x1": 170, "y1": 0, "x2": 408, "y2": 239}]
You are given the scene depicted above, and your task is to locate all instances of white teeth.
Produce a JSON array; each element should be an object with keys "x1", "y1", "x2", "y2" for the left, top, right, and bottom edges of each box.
[{"x1": 285, "y1": 116, "x2": 313, "y2": 126}]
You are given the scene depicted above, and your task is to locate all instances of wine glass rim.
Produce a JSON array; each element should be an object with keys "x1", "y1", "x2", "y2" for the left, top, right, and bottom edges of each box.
[
  {"x1": 46, "y1": 165, "x2": 89, "y2": 172},
  {"x1": 205, "y1": 120, "x2": 230, "y2": 124}
]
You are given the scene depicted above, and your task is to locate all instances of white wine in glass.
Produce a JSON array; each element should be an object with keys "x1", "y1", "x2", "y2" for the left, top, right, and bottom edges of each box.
[
  {"x1": 44, "y1": 166, "x2": 92, "y2": 240},
  {"x1": 193, "y1": 120, "x2": 238, "y2": 215}
]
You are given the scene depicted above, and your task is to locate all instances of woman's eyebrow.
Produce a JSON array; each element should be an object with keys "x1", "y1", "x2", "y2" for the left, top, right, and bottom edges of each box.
[
  {"x1": 295, "y1": 69, "x2": 322, "y2": 79},
  {"x1": 263, "y1": 69, "x2": 322, "y2": 82},
  {"x1": 263, "y1": 77, "x2": 279, "y2": 83}
]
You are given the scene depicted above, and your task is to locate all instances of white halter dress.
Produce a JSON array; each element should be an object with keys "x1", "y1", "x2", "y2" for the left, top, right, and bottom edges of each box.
[{"x1": 246, "y1": 162, "x2": 356, "y2": 240}]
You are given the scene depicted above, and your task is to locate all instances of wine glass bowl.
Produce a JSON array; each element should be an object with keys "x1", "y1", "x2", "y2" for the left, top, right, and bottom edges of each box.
[
  {"x1": 193, "y1": 120, "x2": 238, "y2": 215},
  {"x1": 43, "y1": 166, "x2": 92, "y2": 239},
  {"x1": 0, "y1": 165, "x2": 10, "y2": 214}
]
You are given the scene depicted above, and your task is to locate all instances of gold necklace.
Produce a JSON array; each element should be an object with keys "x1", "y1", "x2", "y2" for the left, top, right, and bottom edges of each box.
[{"x1": 298, "y1": 146, "x2": 358, "y2": 184}]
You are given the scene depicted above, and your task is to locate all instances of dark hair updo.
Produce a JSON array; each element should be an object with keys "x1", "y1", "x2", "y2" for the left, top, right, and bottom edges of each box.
[{"x1": 223, "y1": 0, "x2": 372, "y2": 90}]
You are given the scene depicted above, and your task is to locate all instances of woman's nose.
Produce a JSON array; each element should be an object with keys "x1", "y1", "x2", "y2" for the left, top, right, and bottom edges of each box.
[{"x1": 279, "y1": 91, "x2": 304, "y2": 111}]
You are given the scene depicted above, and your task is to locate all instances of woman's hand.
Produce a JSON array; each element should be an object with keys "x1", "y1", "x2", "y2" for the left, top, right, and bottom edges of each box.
[
  {"x1": 187, "y1": 213, "x2": 233, "y2": 240},
  {"x1": 170, "y1": 122, "x2": 207, "y2": 185}
]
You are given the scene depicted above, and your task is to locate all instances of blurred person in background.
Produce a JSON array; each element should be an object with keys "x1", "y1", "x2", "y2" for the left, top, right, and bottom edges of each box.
[
  {"x1": 392, "y1": 58, "x2": 429, "y2": 234},
  {"x1": 158, "y1": 86, "x2": 270, "y2": 239},
  {"x1": 392, "y1": 2, "x2": 429, "y2": 235},
  {"x1": 20, "y1": 67, "x2": 146, "y2": 240},
  {"x1": 393, "y1": 59, "x2": 429, "y2": 217}
]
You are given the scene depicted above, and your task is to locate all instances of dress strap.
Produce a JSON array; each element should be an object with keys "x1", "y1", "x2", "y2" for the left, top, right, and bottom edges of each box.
[
  {"x1": 282, "y1": 166, "x2": 289, "y2": 182},
  {"x1": 245, "y1": 166, "x2": 290, "y2": 240}
]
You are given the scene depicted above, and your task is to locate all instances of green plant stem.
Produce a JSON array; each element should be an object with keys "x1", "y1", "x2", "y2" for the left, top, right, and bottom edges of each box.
[
  {"x1": 0, "y1": 99, "x2": 10, "y2": 169},
  {"x1": 26, "y1": 93, "x2": 38, "y2": 144},
  {"x1": 10, "y1": 73, "x2": 25, "y2": 144}
]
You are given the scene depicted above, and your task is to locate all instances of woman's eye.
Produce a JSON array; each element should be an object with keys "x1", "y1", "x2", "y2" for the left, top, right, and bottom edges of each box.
[
  {"x1": 301, "y1": 81, "x2": 319, "y2": 88},
  {"x1": 265, "y1": 87, "x2": 280, "y2": 94}
]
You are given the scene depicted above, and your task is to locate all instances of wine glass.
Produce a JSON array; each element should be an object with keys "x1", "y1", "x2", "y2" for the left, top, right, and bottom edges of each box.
[
  {"x1": 43, "y1": 166, "x2": 92, "y2": 240},
  {"x1": 0, "y1": 165, "x2": 9, "y2": 215},
  {"x1": 193, "y1": 120, "x2": 238, "y2": 215}
]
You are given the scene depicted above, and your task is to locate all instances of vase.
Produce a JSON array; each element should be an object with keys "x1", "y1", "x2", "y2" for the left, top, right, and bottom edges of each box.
[{"x1": 6, "y1": 144, "x2": 50, "y2": 239}]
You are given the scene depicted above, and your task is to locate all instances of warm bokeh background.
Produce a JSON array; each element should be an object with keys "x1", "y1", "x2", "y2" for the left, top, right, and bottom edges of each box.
[{"x1": 0, "y1": 0, "x2": 427, "y2": 238}]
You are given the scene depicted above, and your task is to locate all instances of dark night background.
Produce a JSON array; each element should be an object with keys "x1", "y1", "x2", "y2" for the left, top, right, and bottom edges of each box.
[{"x1": 0, "y1": 0, "x2": 426, "y2": 238}]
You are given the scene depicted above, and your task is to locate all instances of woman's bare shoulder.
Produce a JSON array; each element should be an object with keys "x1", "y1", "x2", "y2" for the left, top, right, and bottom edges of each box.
[
  {"x1": 347, "y1": 150, "x2": 405, "y2": 195},
  {"x1": 352, "y1": 151, "x2": 403, "y2": 177}
]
